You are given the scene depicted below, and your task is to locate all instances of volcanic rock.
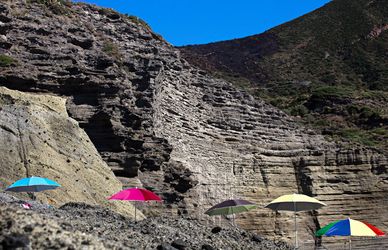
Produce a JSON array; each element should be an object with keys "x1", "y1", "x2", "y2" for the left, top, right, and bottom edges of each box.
[
  {"x1": 0, "y1": 87, "x2": 137, "y2": 218},
  {"x1": 0, "y1": 193, "x2": 292, "y2": 250},
  {"x1": 0, "y1": 1, "x2": 387, "y2": 249},
  {"x1": 201, "y1": 244, "x2": 215, "y2": 250},
  {"x1": 211, "y1": 227, "x2": 222, "y2": 234},
  {"x1": 171, "y1": 239, "x2": 188, "y2": 250}
]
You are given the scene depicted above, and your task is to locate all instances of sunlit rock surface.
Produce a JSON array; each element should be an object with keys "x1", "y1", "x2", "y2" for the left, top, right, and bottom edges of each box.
[{"x1": 0, "y1": 1, "x2": 387, "y2": 247}]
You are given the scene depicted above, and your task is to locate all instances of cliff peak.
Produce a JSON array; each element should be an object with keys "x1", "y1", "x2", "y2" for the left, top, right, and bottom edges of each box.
[
  {"x1": 180, "y1": 0, "x2": 388, "y2": 151},
  {"x1": 0, "y1": 0, "x2": 387, "y2": 248}
]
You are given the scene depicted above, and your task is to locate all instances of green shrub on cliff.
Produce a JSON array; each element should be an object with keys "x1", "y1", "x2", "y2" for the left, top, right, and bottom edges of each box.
[
  {"x1": 125, "y1": 15, "x2": 151, "y2": 30},
  {"x1": 311, "y1": 85, "x2": 355, "y2": 99},
  {"x1": 339, "y1": 128, "x2": 377, "y2": 146},
  {"x1": 27, "y1": 0, "x2": 72, "y2": 15},
  {"x1": 0, "y1": 55, "x2": 15, "y2": 67},
  {"x1": 102, "y1": 41, "x2": 121, "y2": 60},
  {"x1": 289, "y1": 105, "x2": 309, "y2": 117},
  {"x1": 28, "y1": 0, "x2": 71, "y2": 6}
]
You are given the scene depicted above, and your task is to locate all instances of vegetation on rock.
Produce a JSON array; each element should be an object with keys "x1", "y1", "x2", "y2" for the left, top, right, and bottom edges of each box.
[
  {"x1": 1, "y1": 1, "x2": 387, "y2": 248},
  {"x1": 0, "y1": 55, "x2": 15, "y2": 67},
  {"x1": 102, "y1": 40, "x2": 121, "y2": 59},
  {"x1": 125, "y1": 14, "x2": 152, "y2": 30},
  {"x1": 180, "y1": 0, "x2": 388, "y2": 150},
  {"x1": 27, "y1": 0, "x2": 72, "y2": 15}
]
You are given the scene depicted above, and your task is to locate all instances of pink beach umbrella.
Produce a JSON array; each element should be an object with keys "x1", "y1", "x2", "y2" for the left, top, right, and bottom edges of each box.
[{"x1": 109, "y1": 187, "x2": 162, "y2": 221}]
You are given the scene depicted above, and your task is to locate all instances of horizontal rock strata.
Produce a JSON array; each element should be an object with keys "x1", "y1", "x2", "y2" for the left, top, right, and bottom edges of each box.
[{"x1": 0, "y1": 1, "x2": 387, "y2": 247}]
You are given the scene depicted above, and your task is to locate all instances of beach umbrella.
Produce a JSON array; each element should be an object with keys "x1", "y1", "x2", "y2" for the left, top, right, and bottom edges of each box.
[
  {"x1": 316, "y1": 218, "x2": 385, "y2": 250},
  {"x1": 205, "y1": 199, "x2": 257, "y2": 226},
  {"x1": 265, "y1": 193, "x2": 326, "y2": 249},
  {"x1": 5, "y1": 176, "x2": 60, "y2": 199},
  {"x1": 109, "y1": 187, "x2": 162, "y2": 221}
]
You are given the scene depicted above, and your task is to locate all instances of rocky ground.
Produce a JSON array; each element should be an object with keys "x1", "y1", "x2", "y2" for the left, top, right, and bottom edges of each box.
[
  {"x1": 0, "y1": 1, "x2": 387, "y2": 249},
  {"x1": 0, "y1": 193, "x2": 291, "y2": 250}
]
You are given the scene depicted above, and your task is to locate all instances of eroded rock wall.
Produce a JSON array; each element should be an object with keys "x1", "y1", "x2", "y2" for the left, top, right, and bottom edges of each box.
[
  {"x1": 0, "y1": 0, "x2": 173, "y2": 188},
  {"x1": 152, "y1": 66, "x2": 388, "y2": 245},
  {"x1": 0, "y1": 0, "x2": 387, "y2": 247},
  {"x1": 0, "y1": 87, "x2": 137, "y2": 217}
]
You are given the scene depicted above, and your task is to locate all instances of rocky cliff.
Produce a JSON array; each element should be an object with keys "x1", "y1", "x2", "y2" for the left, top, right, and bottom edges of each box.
[
  {"x1": 180, "y1": 0, "x2": 388, "y2": 152},
  {"x1": 0, "y1": 86, "x2": 137, "y2": 217},
  {"x1": 0, "y1": 0, "x2": 387, "y2": 248}
]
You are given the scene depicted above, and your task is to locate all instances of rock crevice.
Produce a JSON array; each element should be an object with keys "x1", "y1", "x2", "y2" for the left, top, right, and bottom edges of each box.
[{"x1": 0, "y1": 1, "x2": 387, "y2": 248}]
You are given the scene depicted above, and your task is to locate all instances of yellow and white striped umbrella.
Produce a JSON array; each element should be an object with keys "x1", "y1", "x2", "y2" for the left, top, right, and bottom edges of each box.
[
  {"x1": 265, "y1": 193, "x2": 326, "y2": 211},
  {"x1": 265, "y1": 193, "x2": 326, "y2": 249}
]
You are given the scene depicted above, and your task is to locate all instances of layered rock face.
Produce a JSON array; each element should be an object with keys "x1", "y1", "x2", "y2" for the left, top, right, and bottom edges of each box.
[
  {"x1": 180, "y1": 0, "x2": 388, "y2": 152},
  {"x1": 0, "y1": 0, "x2": 172, "y2": 188},
  {"x1": 153, "y1": 67, "x2": 388, "y2": 248},
  {"x1": 0, "y1": 87, "x2": 137, "y2": 217},
  {"x1": 0, "y1": 0, "x2": 387, "y2": 247}
]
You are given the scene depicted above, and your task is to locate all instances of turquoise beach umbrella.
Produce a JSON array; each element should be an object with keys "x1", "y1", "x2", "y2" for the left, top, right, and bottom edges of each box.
[{"x1": 5, "y1": 176, "x2": 61, "y2": 193}]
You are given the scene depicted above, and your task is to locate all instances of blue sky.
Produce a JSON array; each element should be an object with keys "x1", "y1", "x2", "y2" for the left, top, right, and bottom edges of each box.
[{"x1": 73, "y1": 0, "x2": 331, "y2": 46}]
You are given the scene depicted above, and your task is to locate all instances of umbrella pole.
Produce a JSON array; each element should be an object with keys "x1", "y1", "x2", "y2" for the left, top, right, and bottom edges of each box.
[
  {"x1": 27, "y1": 192, "x2": 35, "y2": 201},
  {"x1": 294, "y1": 203, "x2": 298, "y2": 250},
  {"x1": 349, "y1": 237, "x2": 351, "y2": 250},
  {"x1": 135, "y1": 205, "x2": 137, "y2": 222}
]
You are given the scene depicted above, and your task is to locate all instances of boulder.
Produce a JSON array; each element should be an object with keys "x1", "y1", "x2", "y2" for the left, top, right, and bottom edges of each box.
[
  {"x1": 0, "y1": 87, "x2": 139, "y2": 218},
  {"x1": 171, "y1": 239, "x2": 188, "y2": 250}
]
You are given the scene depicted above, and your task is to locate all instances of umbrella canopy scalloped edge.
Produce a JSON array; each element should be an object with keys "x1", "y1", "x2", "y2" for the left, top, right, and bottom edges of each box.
[
  {"x1": 265, "y1": 193, "x2": 326, "y2": 212},
  {"x1": 316, "y1": 218, "x2": 385, "y2": 237},
  {"x1": 205, "y1": 199, "x2": 257, "y2": 216},
  {"x1": 109, "y1": 188, "x2": 162, "y2": 202},
  {"x1": 5, "y1": 176, "x2": 60, "y2": 193}
]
